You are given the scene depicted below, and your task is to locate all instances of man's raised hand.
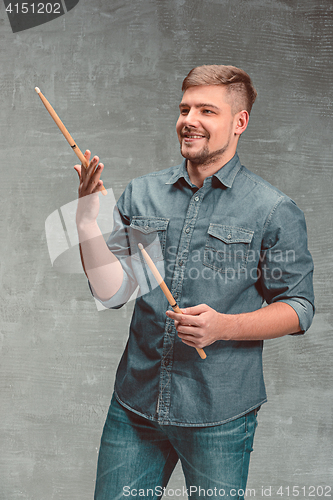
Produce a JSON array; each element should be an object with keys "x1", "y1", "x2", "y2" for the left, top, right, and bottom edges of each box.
[
  {"x1": 74, "y1": 150, "x2": 105, "y2": 227},
  {"x1": 74, "y1": 149, "x2": 105, "y2": 197}
]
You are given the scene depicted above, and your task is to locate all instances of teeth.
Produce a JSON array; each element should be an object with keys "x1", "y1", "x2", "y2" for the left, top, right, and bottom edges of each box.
[{"x1": 185, "y1": 135, "x2": 204, "y2": 139}]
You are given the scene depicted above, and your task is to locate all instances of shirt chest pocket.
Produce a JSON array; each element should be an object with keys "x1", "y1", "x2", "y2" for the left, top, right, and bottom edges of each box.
[
  {"x1": 203, "y1": 224, "x2": 254, "y2": 273},
  {"x1": 129, "y1": 216, "x2": 169, "y2": 261}
]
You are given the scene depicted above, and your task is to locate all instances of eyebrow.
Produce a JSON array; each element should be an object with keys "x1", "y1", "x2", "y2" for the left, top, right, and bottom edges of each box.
[{"x1": 179, "y1": 102, "x2": 220, "y2": 111}]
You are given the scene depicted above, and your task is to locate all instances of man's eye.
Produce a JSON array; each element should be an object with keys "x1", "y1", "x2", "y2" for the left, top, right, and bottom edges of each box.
[
  {"x1": 180, "y1": 109, "x2": 189, "y2": 115},
  {"x1": 202, "y1": 109, "x2": 213, "y2": 114}
]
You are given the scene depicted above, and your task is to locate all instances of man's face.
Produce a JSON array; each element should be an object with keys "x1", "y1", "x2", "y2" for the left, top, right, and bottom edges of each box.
[{"x1": 176, "y1": 85, "x2": 238, "y2": 167}]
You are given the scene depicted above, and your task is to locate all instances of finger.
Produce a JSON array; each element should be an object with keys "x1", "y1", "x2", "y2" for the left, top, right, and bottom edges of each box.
[
  {"x1": 85, "y1": 166, "x2": 104, "y2": 195},
  {"x1": 91, "y1": 178, "x2": 105, "y2": 194},
  {"x1": 166, "y1": 310, "x2": 191, "y2": 324},
  {"x1": 78, "y1": 150, "x2": 90, "y2": 185},
  {"x1": 83, "y1": 149, "x2": 91, "y2": 166},
  {"x1": 85, "y1": 155, "x2": 99, "y2": 178},
  {"x1": 177, "y1": 329, "x2": 208, "y2": 348},
  {"x1": 82, "y1": 157, "x2": 101, "y2": 191},
  {"x1": 81, "y1": 150, "x2": 91, "y2": 174},
  {"x1": 74, "y1": 164, "x2": 82, "y2": 179},
  {"x1": 166, "y1": 310, "x2": 182, "y2": 321},
  {"x1": 166, "y1": 310, "x2": 200, "y2": 327},
  {"x1": 177, "y1": 325, "x2": 200, "y2": 336},
  {"x1": 181, "y1": 304, "x2": 209, "y2": 316},
  {"x1": 91, "y1": 163, "x2": 104, "y2": 189}
]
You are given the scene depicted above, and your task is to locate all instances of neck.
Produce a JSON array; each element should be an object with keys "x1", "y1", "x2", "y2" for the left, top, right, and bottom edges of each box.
[{"x1": 186, "y1": 150, "x2": 236, "y2": 188}]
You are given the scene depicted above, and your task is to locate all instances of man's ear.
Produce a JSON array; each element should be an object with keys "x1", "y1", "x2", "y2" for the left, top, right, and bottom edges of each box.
[{"x1": 234, "y1": 110, "x2": 249, "y2": 136}]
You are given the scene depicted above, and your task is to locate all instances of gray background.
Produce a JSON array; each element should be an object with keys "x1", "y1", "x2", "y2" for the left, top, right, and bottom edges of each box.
[{"x1": 0, "y1": 0, "x2": 332, "y2": 499}]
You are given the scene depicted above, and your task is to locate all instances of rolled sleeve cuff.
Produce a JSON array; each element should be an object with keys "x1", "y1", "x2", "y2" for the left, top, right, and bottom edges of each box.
[
  {"x1": 88, "y1": 272, "x2": 134, "y2": 309},
  {"x1": 280, "y1": 298, "x2": 315, "y2": 334}
]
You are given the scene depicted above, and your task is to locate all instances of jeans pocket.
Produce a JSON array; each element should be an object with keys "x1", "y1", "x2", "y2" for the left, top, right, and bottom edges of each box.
[{"x1": 203, "y1": 223, "x2": 254, "y2": 273}]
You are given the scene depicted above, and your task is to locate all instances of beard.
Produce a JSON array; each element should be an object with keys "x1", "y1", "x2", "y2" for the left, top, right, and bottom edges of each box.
[
  {"x1": 179, "y1": 126, "x2": 232, "y2": 168},
  {"x1": 180, "y1": 142, "x2": 230, "y2": 167}
]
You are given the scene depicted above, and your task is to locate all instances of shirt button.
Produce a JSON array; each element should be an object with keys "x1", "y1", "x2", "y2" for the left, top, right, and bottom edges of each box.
[
  {"x1": 164, "y1": 359, "x2": 170, "y2": 366},
  {"x1": 174, "y1": 292, "x2": 178, "y2": 299},
  {"x1": 185, "y1": 227, "x2": 190, "y2": 234},
  {"x1": 194, "y1": 196, "x2": 199, "y2": 202},
  {"x1": 167, "y1": 325, "x2": 172, "y2": 333},
  {"x1": 178, "y1": 260, "x2": 183, "y2": 266},
  {"x1": 227, "y1": 234, "x2": 232, "y2": 239}
]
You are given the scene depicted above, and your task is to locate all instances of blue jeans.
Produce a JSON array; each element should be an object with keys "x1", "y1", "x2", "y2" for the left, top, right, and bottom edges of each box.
[{"x1": 94, "y1": 394, "x2": 258, "y2": 500}]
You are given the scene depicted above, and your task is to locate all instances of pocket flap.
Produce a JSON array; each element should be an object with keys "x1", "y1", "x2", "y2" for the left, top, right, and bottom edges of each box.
[
  {"x1": 207, "y1": 224, "x2": 253, "y2": 244},
  {"x1": 130, "y1": 216, "x2": 169, "y2": 234}
]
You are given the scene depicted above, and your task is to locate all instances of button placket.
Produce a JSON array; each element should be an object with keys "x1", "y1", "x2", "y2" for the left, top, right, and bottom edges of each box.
[{"x1": 157, "y1": 190, "x2": 205, "y2": 421}]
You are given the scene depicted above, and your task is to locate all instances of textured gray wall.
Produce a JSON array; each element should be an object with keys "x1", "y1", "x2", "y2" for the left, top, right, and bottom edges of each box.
[{"x1": 0, "y1": 1, "x2": 332, "y2": 499}]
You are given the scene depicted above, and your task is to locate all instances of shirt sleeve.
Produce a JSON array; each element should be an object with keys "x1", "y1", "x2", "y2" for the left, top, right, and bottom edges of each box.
[
  {"x1": 259, "y1": 196, "x2": 315, "y2": 333},
  {"x1": 88, "y1": 272, "x2": 136, "y2": 309}
]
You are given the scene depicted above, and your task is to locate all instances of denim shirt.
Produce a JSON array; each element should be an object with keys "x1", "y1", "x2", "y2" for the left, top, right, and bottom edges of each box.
[{"x1": 92, "y1": 153, "x2": 315, "y2": 426}]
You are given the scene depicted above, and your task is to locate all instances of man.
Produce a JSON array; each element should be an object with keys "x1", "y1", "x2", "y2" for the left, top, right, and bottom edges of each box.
[{"x1": 75, "y1": 65, "x2": 314, "y2": 500}]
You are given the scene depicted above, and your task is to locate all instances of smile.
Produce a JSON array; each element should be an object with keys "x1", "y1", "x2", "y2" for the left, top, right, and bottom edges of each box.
[{"x1": 182, "y1": 134, "x2": 206, "y2": 142}]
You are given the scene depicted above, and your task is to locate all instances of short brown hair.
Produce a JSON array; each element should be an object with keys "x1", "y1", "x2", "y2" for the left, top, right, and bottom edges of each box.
[{"x1": 182, "y1": 65, "x2": 257, "y2": 114}]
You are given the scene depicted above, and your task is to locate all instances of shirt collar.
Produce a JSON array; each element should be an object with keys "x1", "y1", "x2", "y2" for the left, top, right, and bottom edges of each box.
[{"x1": 165, "y1": 153, "x2": 242, "y2": 189}]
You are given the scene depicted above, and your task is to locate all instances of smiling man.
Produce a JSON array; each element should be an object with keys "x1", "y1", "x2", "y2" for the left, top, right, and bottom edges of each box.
[
  {"x1": 75, "y1": 65, "x2": 315, "y2": 500},
  {"x1": 176, "y1": 84, "x2": 246, "y2": 177}
]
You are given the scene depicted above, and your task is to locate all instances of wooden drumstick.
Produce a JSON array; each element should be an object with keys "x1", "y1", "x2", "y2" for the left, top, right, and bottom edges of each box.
[
  {"x1": 35, "y1": 87, "x2": 107, "y2": 195},
  {"x1": 138, "y1": 243, "x2": 207, "y2": 360}
]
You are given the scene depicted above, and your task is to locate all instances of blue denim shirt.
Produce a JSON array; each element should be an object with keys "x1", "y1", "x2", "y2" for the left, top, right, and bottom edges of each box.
[{"x1": 92, "y1": 153, "x2": 315, "y2": 426}]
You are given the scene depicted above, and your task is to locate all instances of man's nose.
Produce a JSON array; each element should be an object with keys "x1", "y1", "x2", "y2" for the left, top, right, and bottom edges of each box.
[{"x1": 182, "y1": 109, "x2": 200, "y2": 127}]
